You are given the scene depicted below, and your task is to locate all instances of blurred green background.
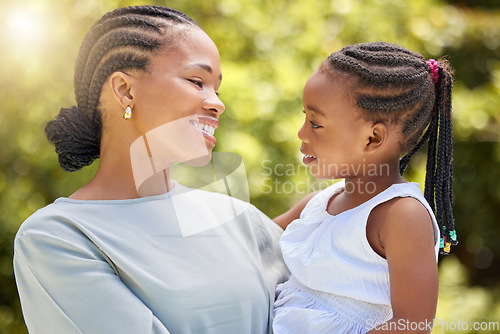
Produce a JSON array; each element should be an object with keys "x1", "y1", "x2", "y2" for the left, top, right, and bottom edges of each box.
[{"x1": 0, "y1": 0, "x2": 499, "y2": 333}]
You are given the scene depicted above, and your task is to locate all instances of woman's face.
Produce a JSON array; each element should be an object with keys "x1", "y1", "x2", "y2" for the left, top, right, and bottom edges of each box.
[{"x1": 130, "y1": 27, "x2": 225, "y2": 165}]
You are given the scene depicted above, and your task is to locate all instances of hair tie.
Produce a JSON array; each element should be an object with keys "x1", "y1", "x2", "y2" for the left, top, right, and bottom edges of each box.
[{"x1": 427, "y1": 59, "x2": 439, "y2": 84}]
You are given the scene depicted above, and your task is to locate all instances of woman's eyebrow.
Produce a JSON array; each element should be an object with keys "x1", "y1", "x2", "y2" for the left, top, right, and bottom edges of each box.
[{"x1": 187, "y1": 63, "x2": 222, "y2": 80}]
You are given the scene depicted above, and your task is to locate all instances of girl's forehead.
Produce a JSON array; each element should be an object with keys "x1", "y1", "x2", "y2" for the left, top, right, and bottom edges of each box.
[
  {"x1": 304, "y1": 71, "x2": 354, "y2": 102},
  {"x1": 303, "y1": 72, "x2": 360, "y2": 120}
]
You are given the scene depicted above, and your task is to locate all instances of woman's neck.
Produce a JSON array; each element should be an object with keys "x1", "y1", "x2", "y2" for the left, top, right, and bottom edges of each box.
[{"x1": 69, "y1": 134, "x2": 175, "y2": 200}]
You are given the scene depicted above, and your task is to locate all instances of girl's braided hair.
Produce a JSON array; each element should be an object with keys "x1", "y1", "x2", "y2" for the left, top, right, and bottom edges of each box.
[
  {"x1": 321, "y1": 42, "x2": 456, "y2": 255},
  {"x1": 45, "y1": 6, "x2": 197, "y2": 172}
]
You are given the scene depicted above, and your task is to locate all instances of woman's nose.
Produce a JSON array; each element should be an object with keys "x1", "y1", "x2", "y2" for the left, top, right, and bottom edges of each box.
[{"x1": 203, "y1": 93, "x2": 225, "y2": 115}]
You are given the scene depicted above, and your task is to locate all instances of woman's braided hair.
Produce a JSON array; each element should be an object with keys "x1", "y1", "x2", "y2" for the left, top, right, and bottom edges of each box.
[
  {"x1": 45, "y1": 6, "x2": 196, "y2": 172},
  {"x1": 321, "y1": 42, "x2": 456, "y2": 255}
]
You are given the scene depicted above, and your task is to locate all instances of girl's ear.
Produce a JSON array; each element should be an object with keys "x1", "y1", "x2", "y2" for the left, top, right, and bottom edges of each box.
[
  {"x1": 365, "y1": 122, "x2": 387, "y2": 152},
  {"x1": 109, "y1": 71, "x2": 136, "y2": 109}
]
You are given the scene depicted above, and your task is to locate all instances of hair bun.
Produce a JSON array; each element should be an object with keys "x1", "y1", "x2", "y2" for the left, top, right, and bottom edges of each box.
[{"x1": 45, "y1": 106, "x2": 101, "y2": 171}]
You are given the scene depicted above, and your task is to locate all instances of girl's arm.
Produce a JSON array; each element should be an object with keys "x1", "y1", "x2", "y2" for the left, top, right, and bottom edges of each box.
[
  {"x1": 367, "y1": 197, "x2": 438, "y2": 334},
  {"x1": 273, "y1": 191, "x2": 319, "y2": 229}
]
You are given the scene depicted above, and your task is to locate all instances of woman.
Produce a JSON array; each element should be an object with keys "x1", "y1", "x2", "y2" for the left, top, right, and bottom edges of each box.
[{"x1": 14, "y1": 6, "x2": 289, "y2": 333}]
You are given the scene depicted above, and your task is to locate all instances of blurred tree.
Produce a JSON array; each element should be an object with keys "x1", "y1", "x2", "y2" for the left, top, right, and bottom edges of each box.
[
  {"x1": 446, "y1": 0, "x2": 500, "y2": 10},
  {"x1": 0, "y1": 0, "x2": 498, "y2": 333}
]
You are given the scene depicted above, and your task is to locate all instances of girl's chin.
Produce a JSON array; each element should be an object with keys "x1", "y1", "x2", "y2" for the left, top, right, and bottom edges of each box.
[{"x1": 310, "y1": 172, "x2": 335, "y2": 180}]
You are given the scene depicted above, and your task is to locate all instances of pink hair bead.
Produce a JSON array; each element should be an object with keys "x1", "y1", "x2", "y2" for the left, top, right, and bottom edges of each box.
[{"x1": 427, "y1": 59, "x2": 439, "y2": 84}]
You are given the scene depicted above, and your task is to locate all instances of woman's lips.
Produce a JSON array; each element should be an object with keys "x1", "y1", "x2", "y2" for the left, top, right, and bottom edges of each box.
[{"x1": 190, "y1": 116, "x2": 219, "y2": 146}]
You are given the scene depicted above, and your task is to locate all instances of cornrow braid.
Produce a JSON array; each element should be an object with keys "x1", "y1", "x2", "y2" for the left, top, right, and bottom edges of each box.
[
  {"x1": 321, "y1": 42, "x2": 456, "y2": 255},
  {"x1": 45, "y1": 6, "x2": 197, "y2": 172}
]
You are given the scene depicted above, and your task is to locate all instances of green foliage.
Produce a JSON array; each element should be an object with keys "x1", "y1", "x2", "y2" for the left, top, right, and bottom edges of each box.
[
  {"x1": 0, "y1": 0, "x2": 498, "y2": 332},
  {"x1": 435, "y1": 256, "x2": 500, "y2": 333}
]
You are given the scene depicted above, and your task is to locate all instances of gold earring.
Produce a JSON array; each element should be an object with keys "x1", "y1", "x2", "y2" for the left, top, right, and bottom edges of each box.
[{"x1": 123, "y1": 106, "x2": 132, "y2": 120}]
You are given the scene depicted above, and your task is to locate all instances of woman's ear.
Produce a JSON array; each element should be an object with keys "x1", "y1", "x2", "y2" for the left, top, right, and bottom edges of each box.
[
  {"x1": 109, "y1": 71, "x2": 136, "y2": 109},
  {"x1": 365, "y1": 122, "x2": 387, "y2": 152}
]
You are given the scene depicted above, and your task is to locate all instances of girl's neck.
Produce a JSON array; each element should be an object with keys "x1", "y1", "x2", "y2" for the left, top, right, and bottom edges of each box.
[{"x1": 327, "y1": 159, "x2": 405, "y2": 216}]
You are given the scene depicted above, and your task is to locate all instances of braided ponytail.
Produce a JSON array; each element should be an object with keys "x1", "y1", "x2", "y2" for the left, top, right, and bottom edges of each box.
[
  {"x1": 424, "y1": 60, "x2": 456, "y2": 254},
  {"x1": 322, "y1": 42, "x2": 457, "y2": 255},
  {"x1": 45, "y1": 6, "x2": 196, "y2": 171},
  {"x1": 400, "y1": 59, "x2": 456, "y2": 254}
]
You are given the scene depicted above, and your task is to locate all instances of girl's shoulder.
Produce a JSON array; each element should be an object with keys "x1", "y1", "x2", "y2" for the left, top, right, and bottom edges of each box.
[{"x1": 366, "y1": 182, "x2": 441, "y2": 258}]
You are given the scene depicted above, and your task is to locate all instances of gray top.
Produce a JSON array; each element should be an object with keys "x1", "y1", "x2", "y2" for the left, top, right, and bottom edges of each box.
[{"x1": 14, "y1": 182, "x2": 289, "y2": 334}]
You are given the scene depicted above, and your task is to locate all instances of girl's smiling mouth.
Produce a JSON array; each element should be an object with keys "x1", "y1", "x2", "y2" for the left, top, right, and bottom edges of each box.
[{"x1": 303, "y1": 154, "x2": 317, "y2": 164}]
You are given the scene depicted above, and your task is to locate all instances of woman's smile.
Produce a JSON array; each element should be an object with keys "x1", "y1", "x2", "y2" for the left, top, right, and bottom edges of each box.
[{"x1": 190, "y1": 115, "x2": 219, "y2": 146}]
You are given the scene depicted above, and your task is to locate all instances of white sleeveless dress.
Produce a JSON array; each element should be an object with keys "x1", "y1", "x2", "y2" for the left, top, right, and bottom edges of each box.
[{"x1": 273, "y1": 179, "x2": 439, "y2": 334}]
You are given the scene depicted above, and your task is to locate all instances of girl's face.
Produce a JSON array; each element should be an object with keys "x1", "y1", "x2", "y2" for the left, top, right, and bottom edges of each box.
[
  {"x1": 298, "y1": 70, "x2": 372, "y2": 179},
  {"x1": 130, "y1": 27, "x2": 224, "y2": 164}
]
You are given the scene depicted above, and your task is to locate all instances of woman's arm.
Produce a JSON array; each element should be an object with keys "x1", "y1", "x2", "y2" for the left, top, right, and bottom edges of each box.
[
  {"x1": 273, "y1": 191, "x2": 319, "y2": 230},
  {"x1": 366, "y1": 197, "x2": 438, "y2": 334},
  {"x1": 14, "y1": 227, "x2": 171, "y2": 334}
]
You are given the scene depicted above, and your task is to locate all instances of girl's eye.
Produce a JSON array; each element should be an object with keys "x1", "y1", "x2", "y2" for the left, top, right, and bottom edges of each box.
[
  {"x1": 310, "y1": 120, "x2": 321, "y2": 129},
  {"x1": 303, "y1": 110, "x2": 321, "y2": 129},
  {"x1": 188, "y1": 79, "x2": 203, "y2": 88}
]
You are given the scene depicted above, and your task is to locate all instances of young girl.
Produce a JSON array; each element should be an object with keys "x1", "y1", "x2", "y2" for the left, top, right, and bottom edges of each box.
[{"x1": 273, "y1": 42, "x2": 457, "y2": 334}]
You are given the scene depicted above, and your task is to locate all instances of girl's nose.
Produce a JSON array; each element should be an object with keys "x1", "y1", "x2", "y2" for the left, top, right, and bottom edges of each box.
[{"x1": 298, "y1": 121, "x2": 309, "y2": 142}]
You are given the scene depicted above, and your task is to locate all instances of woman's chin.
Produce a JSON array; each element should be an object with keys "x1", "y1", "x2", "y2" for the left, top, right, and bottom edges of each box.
[{"x1": 184, "y1": 152, "x2": 212, "y2": 167}]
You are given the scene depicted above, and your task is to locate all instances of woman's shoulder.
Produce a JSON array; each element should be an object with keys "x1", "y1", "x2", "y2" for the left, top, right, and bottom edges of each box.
[
  {"x1": 17, "y1": 201, "x2": 72, "y2": 234},
  {"x1": 14, "y1": 196, "x2": 134, "y2": 246},
  {"x1": 14, "y1": 201, "x2": 97, "y2": 257}
]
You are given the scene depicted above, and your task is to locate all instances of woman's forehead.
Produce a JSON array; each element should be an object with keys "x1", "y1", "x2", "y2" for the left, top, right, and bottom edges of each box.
[{"x1": 152, "y1": 27, "x2": 220, "y2": 70}]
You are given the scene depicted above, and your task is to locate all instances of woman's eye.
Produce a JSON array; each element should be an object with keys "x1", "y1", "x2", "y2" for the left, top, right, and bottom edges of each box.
[
  {"x1": 188, "y1": 79, "x2": 203, "y2": 88},
  {"x1": 310, "y1": 120, "x2": 321, "y2": 129}
]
